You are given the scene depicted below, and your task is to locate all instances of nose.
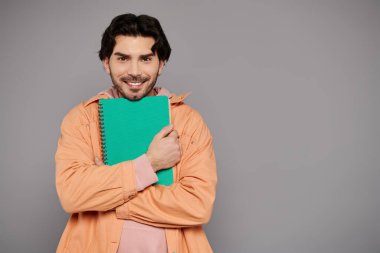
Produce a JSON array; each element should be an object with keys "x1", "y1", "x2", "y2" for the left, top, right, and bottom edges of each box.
[{"x1": 129, "y1": 60, "x2": 141, "y2": 76}]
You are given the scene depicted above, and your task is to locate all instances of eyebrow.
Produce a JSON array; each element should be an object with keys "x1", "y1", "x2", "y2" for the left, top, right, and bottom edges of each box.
[{"x1": 113, "y1": 52, "x2": 155, "y2": 58}]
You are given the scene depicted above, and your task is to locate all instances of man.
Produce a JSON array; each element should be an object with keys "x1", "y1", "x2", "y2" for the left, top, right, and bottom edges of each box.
[{"x1": 55, "y1": 13, "x2": 217, "y2": 253}]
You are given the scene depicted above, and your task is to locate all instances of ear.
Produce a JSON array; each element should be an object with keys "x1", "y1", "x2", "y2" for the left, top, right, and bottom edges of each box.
[
  {"x1": 158, "y1": 60, "x2": 165, "y2": 76},
  {"x1": 102, "y1": 58, "x2": 111, "y2": 74}
]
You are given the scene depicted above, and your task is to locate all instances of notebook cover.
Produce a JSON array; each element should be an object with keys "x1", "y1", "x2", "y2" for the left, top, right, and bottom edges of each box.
[{"x1": 99, "y1": 96, "x2": 173, "y2": 186}]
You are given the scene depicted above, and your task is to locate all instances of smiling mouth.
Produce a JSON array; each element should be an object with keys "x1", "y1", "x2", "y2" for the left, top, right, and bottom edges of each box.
[{"x1": 123, "y1": 81, "x2": 145, "y2": 89}]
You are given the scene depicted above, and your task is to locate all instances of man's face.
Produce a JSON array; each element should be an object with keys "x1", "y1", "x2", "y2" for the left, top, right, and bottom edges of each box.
[{"x1": 102, "y1": 36, "x2": 165, "y2": 101}]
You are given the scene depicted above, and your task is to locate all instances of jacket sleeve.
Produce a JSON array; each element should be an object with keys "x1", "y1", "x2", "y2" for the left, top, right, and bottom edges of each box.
[
  {"x1": 55, "y1": 104, "x2": 138, "y2": 213},
  {"x1": 115, "y1": 109, "x2": 217, "y2": 228}
]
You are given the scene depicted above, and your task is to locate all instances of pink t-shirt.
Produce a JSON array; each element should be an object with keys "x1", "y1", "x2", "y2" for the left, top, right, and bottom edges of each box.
[
  {"x1": 101, "y1": 87, "x2": 169, "y2": 253},
  {"x1": 117, "y1": 154, "x2": 167, "y2": 253}
]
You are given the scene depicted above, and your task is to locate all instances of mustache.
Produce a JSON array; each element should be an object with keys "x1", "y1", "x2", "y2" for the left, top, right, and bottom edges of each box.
[{"x1": 121, "y1": 75, "x2": 150, "y2": 83}]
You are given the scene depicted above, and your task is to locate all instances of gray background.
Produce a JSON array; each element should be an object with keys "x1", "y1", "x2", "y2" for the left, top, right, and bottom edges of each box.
[{"x1": 0, "y1": 0, "x2": 379, "y2": 252}]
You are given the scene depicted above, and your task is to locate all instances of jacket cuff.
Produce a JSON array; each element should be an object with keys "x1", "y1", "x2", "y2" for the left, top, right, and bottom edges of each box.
[
  {"x1": 119, "y1": 160, "x2": 138, "y2": 202},
  {"x1": 134, "y1": 154, "x2": 158, "y2": 191},
  {"x1": 115, "y1": 199, "x2": 131, "y2": 219}
]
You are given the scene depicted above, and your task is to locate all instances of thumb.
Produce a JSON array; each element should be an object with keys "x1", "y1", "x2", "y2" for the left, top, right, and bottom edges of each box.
[{"x1": 155, "y1": 124, "x2": 173, "y2": 140}]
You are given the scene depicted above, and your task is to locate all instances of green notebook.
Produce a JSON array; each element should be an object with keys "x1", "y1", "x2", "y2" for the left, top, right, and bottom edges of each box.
[{"x1": 99, "y1": 96, "x2": 173, "y2": 186}]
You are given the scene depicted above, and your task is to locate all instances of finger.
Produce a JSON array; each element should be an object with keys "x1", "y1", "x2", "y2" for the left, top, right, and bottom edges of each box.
[
  {"x1": 168, "y1": 130, "x2": 178, "y2": 139},
  {"x1": 155, "y1": 124, "x2": 173, "y2": 140},
  {"x1": 95, "y1": 156, "x2": 105, "y2": 166}
]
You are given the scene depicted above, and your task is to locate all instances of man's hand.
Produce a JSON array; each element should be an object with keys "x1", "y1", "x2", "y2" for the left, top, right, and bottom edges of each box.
[
  {"x1": 146, "y1": 124, "x2": 181, "y2": 172},
  {"x1": 95, "y1": 156, "x2": 104, "y2": 166}
]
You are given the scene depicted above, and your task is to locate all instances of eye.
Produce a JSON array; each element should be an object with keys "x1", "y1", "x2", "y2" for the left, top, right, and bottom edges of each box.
[
  {"x1": 117, "y1": 56, "x2": 128, "y2": 61},
  {"x1": 141, "y1": 56, "x2": 152, "y2": 62}
]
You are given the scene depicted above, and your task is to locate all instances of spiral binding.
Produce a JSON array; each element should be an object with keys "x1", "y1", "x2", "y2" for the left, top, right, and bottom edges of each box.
[{"x1": 98, "y1": 100, "x2": 108, "y2": 165}]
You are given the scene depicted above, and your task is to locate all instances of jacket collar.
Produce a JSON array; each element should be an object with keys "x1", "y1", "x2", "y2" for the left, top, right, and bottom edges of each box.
[{"x1": 83, "y1": 87, "x2": 190, "y2": 107}]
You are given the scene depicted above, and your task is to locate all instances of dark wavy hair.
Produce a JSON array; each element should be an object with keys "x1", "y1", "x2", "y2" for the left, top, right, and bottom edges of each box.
[{"x1": 98, "y1": 13, "x2": 171, "y2": 62}]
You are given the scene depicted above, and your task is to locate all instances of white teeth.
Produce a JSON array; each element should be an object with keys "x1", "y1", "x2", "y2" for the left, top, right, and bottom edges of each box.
[{"x1": 129, "y1": 82, "x2": 142, "y2": 86}]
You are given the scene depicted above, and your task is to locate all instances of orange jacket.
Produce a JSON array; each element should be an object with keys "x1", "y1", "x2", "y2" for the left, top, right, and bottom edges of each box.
[{"x1": 55, "y1": 91, "x2": 217, "y2": 253}]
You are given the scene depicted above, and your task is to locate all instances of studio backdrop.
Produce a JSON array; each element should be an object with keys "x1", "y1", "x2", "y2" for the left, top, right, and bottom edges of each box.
[{"x1": 0, "y1": 0, "x2": 379, "y2": 252}]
